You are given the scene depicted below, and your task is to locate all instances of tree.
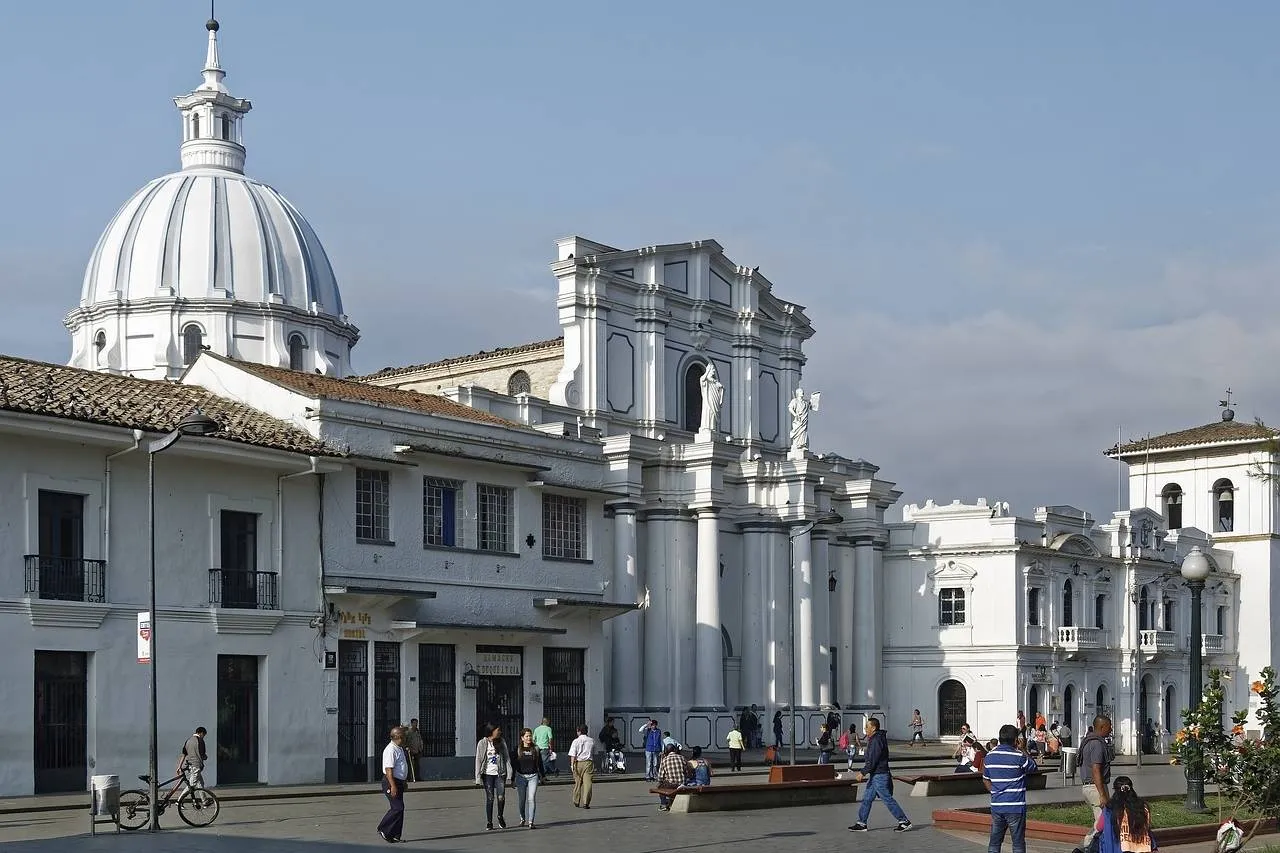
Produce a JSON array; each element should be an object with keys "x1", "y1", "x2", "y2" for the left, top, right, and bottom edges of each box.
[{"x1": 1176, "y1": 667, "x2": 1280, "y2": 847}]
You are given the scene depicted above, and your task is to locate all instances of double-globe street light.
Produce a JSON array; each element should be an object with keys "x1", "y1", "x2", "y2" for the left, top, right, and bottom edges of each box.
[
  {"x1": 147, "y1": 409, "x2": 220, "y2": 831},
  {"x1": 1180, "y1": 545, "x2": 1211, "y2": 814},
  {"x1": 787, "y1": 511, "x2": 843, "y2": 766}
]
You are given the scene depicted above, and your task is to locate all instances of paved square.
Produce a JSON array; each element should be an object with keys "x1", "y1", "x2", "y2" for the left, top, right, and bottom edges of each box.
[{"x1": 0, "y1": 777, "x2": 978, "y2": 853}]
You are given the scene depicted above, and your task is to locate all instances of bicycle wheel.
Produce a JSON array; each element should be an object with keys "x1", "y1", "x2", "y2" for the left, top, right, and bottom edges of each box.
[
  {"x1": 116, "y1": 789, "x2": 151, "y2": 831},
  {"x1": 177, "y1": 786, "x2": 220, "y2": 827}
]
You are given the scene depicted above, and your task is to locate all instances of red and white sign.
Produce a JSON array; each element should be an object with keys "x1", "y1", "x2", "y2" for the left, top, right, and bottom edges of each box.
[{"x1": 137, "y1": 612, "x2": 151, "y2": 664}]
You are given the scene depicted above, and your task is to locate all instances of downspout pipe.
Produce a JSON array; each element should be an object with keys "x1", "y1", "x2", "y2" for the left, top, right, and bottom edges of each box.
[
  {"x1": 104, "y1": 430, "x2": 144, "y2": 590},
  {"x1": 278, "y1": 457, "x2": 321, "y2": 577}
]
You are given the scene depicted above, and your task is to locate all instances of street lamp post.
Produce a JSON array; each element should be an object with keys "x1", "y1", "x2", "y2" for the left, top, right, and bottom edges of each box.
[
  {"x1": 146, "y1": 409, "x2": 220, "y2": 831},
  {"x1": 1180, "y1": 546, "x2": 1211, "y2": 815},
  {"x1": 786, "y1": 512, "x2": 842, "y2": 766}
]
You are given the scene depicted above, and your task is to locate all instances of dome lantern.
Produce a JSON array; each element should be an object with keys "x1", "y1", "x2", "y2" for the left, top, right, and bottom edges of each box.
[{"x1": 172, "y1": 15, "x2": 252, "y2": 173}]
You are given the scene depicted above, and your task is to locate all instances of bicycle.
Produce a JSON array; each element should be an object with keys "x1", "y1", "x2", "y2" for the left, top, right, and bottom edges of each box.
[{"x1": 117, "y1": 770, "x2": 220, "y2": 830}]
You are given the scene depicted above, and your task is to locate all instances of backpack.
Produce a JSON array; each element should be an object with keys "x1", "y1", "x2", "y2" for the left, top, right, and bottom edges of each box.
[{"x1": 838, "y1": 731, "x2": 850, "y2": 750}]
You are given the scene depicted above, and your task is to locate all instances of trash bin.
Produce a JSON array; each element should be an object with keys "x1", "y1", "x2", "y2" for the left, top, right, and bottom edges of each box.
[
  {"x1": 1062, "y1": 747, "x2": 1080, "y2": 783},
  {"x1": 90, "y1": 775, "x2": 119, "y2": 816}
]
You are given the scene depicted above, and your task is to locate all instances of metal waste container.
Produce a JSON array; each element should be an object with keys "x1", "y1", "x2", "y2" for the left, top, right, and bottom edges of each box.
[
  {"x1": 90, "y1": 775, "x2": 119, "y2": 816},
  {"x1": 1061, "y1": 747, "x2": 1080, "y2": 783}
]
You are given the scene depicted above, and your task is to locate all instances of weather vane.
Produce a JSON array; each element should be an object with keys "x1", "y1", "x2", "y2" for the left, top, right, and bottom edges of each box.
[{"x1": 1219, "y1": 387, "x2": 1236, "y2": 422}]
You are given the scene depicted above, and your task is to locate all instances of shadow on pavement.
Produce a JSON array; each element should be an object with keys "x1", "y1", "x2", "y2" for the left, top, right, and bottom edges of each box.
[{"x1": 2, "y1": 834, "x2": 463, "y2": 852}]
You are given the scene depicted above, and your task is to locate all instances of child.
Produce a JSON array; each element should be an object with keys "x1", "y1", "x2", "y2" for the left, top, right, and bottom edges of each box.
[{"x1": 1097, "y1": 776, "x2": 1158, "y2": 853}]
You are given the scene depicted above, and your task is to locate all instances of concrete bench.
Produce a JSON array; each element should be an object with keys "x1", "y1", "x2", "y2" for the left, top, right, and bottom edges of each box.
[
  {"x1": 768, "y1": 764, "x2": 837, "y2": 783},
  {"x1": 649, "y1": 778, "x2": 859, "y2": 813},
  {"x1": 893, "y1": 770, "x2": 1049, "y2": 798}
]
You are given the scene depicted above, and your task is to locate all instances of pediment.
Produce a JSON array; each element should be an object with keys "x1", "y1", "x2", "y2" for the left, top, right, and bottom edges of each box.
[
  {"x1": 1050, "y1": 533, "x2": 1101, "y2": 557},
  {"x1": 929, "y1": 559, "x2": 977, "y2": 587}
]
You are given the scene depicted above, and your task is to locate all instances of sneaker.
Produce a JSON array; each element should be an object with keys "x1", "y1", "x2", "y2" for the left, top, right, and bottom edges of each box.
[
  {"x1": 379, "y1": 831, "x2": 392, "y2": 842},
  {"x1": 528, "y1": 823, "x2": 536, "y2": 830},
  {"x1": 519, "y1": 820, "x2": 527, "y2": 827},
  {"x1": 848, "y1": 823, "x2": 868, "y2": 832},
  {"x1": 497, "y1": 817, "x2": 507, "y2": 829},
  {"x1": 895, "y1": 821, "x2": 913, "y2": 832},
  {"x1": 485, "y1": 824, "x2": 494, "y2": 831}
]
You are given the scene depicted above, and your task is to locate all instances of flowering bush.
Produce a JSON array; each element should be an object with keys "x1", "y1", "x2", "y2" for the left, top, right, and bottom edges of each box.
[{"x1": 1176, "y1": 667, "x2": 1280, "y2": 846}]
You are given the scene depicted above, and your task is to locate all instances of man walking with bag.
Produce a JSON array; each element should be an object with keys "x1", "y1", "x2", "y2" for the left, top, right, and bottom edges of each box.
[
  {"x1": 1072, "y1": 715, "x2": 1113, "y2": 853},
  {"x1": 849, "y1": 717, "x2": 912, "y2": 833}
]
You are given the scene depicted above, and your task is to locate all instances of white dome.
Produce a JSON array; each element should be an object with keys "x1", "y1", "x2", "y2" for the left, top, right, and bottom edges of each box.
[{"x1": 80, "y1": 168, "x2": 345, "y2": 316}]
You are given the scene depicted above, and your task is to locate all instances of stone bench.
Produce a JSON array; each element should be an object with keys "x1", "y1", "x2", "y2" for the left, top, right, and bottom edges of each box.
[
  {"x1": 893, "y1": 770, "x2": 1049, "y2": 797},
  {"x1": 649, "y1": 777, "x2": 858, "y2": 813},
  {"x1": 767, "y1": 764, "x2": 837, "y2": 783}
]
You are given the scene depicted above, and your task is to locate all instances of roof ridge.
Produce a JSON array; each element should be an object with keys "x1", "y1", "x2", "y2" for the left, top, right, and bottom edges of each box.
[{"x1": 358, "y1": 336, "x2": 564, "y2": 380}]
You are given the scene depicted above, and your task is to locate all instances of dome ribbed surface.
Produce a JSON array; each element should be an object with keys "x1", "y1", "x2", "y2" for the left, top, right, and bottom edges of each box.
[{"x1": 80, "y1": 168, "x2": 344, "y2": 317}]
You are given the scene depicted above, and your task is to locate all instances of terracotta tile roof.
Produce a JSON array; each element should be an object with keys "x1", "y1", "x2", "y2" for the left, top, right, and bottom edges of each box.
[
  {"x1": 0, "y1": 355, "x2": 339, "y2": 457},
  {"x1": 359, "y1": 337, "x2": 564, "y2": 380},
  {"x1": 1107, "y1": 418, "x2": 1278, "y2": 456},
  {"x1": 222, "y1": 357, "x2": 521, "y2": 429}
]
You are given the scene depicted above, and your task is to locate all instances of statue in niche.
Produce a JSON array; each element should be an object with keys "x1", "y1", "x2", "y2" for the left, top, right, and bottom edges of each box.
[
  {"x1": 788, "y1": 387, "x2": 821, "y2": 451},
  {"x1": 698, "y1": 362, "x2": 724, "y2": 432}
]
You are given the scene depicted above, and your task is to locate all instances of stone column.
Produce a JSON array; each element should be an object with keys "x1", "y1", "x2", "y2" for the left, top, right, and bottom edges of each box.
[
  {"x1": 642, "y1": 510, "x2": 674, "y2": 707},
  {"x1": 852, "y1": 538, "x2": 878, "y2": 708},
  {"x1": 694, "y1": 508, "x2": 723, "y2": 707},
  {"x1": 812, "y1": 531, "x2": 832, "y2": 707},
  {"x1": 766, "y1": 528, "x2": 791, "y2": 708},
  {"x1": 793, "y1": 526, "x2": 815, "y2": 707},
  {"x1": 834, "y1": 539, "x2": 856, "y2": 707},
  {"x1": 611, "y1": 504, "x2": 642, "y2": 707},
  {"x1": 739, "y1": 525, "x2": 768, "y2": 708}
]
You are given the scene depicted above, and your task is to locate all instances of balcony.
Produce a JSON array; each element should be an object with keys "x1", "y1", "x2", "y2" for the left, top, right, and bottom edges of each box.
[
  {"x1": 1140, "y1": 629, "x2": 1178, "y2": 658},
  {"x1": 209, "y1": 569, "x2": 279, "y2": 611},
  {"x1": 1057, "y1": 625, "x2": 1105, "y2": 658},
  {"x1": 24, "y1": 555, "x2": 106, "y2": 603},
  {"x1": 1202, "y1": 633, "x2": 1226, "y2": 655}
]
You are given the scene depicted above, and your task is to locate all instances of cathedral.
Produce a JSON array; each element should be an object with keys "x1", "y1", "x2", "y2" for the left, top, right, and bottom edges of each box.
[{"x1": 0, "y1": 14, "x2": 1269, "y2": 796}]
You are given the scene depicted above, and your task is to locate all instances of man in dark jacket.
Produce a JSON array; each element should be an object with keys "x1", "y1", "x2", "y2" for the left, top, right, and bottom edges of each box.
[{"x1": 849, "y1": 717, "x2": 912, "y2": 833}]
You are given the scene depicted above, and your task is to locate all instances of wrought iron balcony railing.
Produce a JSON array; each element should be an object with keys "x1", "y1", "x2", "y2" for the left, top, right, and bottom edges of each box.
[
  {"x1": 24, "y1": 555, "x2": 106, "y2": 603},
  {"x1": 208, "y1": 569, "x2": 279, "y2": 610}
]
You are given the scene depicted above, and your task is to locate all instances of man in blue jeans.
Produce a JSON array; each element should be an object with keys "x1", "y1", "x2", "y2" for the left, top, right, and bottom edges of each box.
[
  {"x1": 983, "y1": 724, "x2": 1038, "y2": 852},
  {"x1": 849, "y1": 717, "x2": 912, "y2": 833},
  {"x1": 640, "y1": 719, "x2": 663, "y2": 782}
]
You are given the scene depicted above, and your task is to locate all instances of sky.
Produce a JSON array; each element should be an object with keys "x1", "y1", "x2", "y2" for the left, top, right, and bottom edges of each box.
[{"x1": 3, "y1": 1, "x2": 1280, "y2": 521}]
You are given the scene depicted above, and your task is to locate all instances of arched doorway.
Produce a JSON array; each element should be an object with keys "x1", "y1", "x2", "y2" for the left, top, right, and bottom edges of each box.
[
  {"x1": 1063, "y1": 685, "x2": 1075, "y2": 733},
  {"x1": 1095, "y1": 683, "x2": 1109, "y2": 715},
  {"x1": 1027, "y1": 684, "x2": 1041, "y2": 723},
  {"x1": 683, "y1": 363, "x2": 705, "y2": 432},
  {"x1": 938, "y1": 680, "x2": 967, "y2": 736},
  {"x1": 1164, "y1": 685, "x2": 1175, "y2": 735}
]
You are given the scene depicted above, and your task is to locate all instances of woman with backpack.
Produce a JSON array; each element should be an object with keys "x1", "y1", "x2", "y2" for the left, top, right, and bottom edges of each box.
[
  {"x1": 840, "y1": 723, "x2": 862, "y2": 771},
  {"x1": 1095, "y1": 775, "x2": 1159, "y2": 852}
]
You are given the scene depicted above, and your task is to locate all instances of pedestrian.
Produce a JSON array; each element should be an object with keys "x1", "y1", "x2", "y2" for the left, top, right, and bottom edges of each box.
[
  {"x1": 377, "y1": 726, "x2": 410, "y2": 843},
  {"x1": 983, "y1": 723, "x2": 1038, "y2": 853},
  {"x1": 841, "y1": 723, "x2": 862, "y2": 771},
  {"x1": 404, "y1": 718, "x2": 424, "y2": 782},
  {"x1": 510, "y1": 728, "x2": 546, "y2": 829},
  {"x1": 474, "y1": 724, "x2": 510, "y2": 831},
  {"x1": 910, "y1": 709, "x2": 925, "y2": 746},
  {"x1": 739, "y1": 705, "x2": 757, "y2": 752},
  {"x1": 656, "y1": 743, "x2": 687, "y2": 811},
  {"x1": 1058, "y1": 720, "x2": 1073, "y2": 748},
  {"x1": 1098, "y1": 776, "x2": 1158, "y2": 853},
  {"x1": 848, "y1": 717, "x2": 912, "y2": 833},
  {"x1": 641, "y1": 719, "x2": 663, "y2": 781},
  {"x1": 816, "y1": 723, "x2": 834, "y2": 765},
  {"x1": 568, "y1": 724, "x2": 595, "y2": 808},
  {"x1": 178, "y1": 726, "x2": 208, "y2": 788},
  {"x1": 688, "y1": 746, "x2": 711, "y2": 786},
  {"x1": 597, "y1": 717, "x2": 621, "y2": 773},
  {"x1": 773, "y1": 710, "x2": 784, "y2": 749},
  {"x1": 532, "y1": 717, "x2": 558, "y2": 777},
  {"x1": 661, "y1": 730, "x2": 682, "y2": 752},
  {"x1": 725, "y1": 723, "x2": 744, "y2": 771},
  {"x1": 1016, "y1": 710, "x2": 1027, "y2": 738},
  {"x1": 749, "y1": 703, "x2": 763, "y2": 748},
  {"x1": 1072, "y1": 715, "x2": 1114, "y2": 853}
]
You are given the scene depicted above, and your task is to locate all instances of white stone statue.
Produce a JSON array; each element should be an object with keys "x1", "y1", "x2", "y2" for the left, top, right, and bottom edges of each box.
[
  {"x1": 698, "y1": 363, "x2": 724, "y2": 433},
  {"x1": 788, "y1": 387, "x2": 821, "y2": 452}
]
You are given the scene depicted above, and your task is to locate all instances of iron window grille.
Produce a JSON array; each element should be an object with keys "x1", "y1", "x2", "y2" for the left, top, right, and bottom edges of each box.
[
  {"x1": 477, "y1": 485, "x2": 513, "y2": 552},
  {"x1": 939, "y1": 587, "x2": 966, "y2": 626},
  {"x1": 424, "y1": 478, "x2": 463, "y2": 548},
  {"x1": 356, "y1": 469, "x2": 391, "y2": 543},
  {"x1": 542, "y1": 494, "x2": 585, "y2": 560}
]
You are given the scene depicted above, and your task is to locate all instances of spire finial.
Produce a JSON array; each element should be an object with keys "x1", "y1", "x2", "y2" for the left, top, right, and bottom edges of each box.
[
  {"x1": 1219, "y1": 387, "x2": 1235, "y2": 422},
  {"x1": 200, "y1": 8, "x2": 226, "y2": 93}
]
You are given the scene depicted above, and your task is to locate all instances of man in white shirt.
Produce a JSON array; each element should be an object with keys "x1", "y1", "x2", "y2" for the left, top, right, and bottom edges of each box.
[
  {"x1": 568, "y1": 724, "x2": 596, "y2": 809},
  {"x1": 377, "y1": 726, "x2": 410, "y2": 843}
]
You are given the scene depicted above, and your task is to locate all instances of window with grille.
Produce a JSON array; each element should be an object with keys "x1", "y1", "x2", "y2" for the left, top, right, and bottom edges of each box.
[
  {"x1": 356, "y1": 469, "x2": 391, "y2": 543},
  {"x1": 939, "y1": 587, "x2": 966, "y2": 626},
  {"x1": 423, "y1": 478, "x2": 462, "y2": 548},
  {"x1": 477, "y1": 485, "x2": 512, "y2": 552},
  {"x1": 542, "y1": 494, "x2": 585, "y2": 559}
]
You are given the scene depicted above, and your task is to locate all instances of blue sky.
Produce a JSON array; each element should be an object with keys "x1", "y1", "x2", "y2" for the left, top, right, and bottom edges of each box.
[{"x1": 3, "y1": 1, "x2": 1279, "y2": 518}]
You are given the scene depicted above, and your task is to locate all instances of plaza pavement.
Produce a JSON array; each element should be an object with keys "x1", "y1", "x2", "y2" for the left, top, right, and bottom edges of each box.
[{"x1": 0, "y1": 756, "x2": 1207, "y2": 853}]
